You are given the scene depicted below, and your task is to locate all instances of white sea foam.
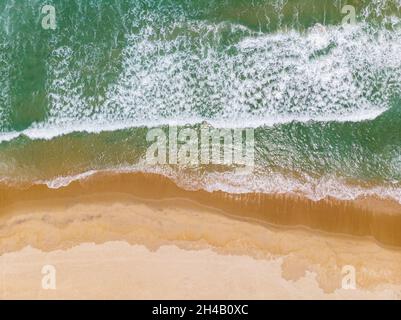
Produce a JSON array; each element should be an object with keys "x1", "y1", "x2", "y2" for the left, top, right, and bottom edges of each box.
[
  {"x1": 34, "y1": 163, "x2": 401, "y2": 205},
  {"x1": 0, "y1": 106, "x2": 388, "y2": 143},
  {"x1": 103, "y1": 22, "x2": 399, "y2": 127},
  {"x1": 44, "y1": 170, "x2": 99, "y2": 189},
  {"x1": 1, "y1": 20, "x2": 400, "y2": 143}
]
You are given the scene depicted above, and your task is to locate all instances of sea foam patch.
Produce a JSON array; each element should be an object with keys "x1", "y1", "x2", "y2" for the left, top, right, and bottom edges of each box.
[
  {"x1": 38, "y1": 18, "x2": 401, "y2": 133},
  {"x1": 0, "y1": 8, "x2": 400, "y2": 137},
  {"x1": 35, "y1": 165, "x2": 401, "y2": 204}
]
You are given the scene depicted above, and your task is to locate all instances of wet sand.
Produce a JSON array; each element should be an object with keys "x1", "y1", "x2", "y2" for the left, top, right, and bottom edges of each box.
[{"x1": 1, "y1": 171, "x2": 401, "y2": 246}]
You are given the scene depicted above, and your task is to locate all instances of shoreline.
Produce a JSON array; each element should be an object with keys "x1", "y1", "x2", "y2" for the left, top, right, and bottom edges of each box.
[{"x1": 1, "y1": 171, "x2": 401, "y2": 247}]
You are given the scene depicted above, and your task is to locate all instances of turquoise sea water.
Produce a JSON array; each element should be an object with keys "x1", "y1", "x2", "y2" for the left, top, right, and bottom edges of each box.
[{"x1": 0, "y1": 0, "x2": 400, "y2": 202}]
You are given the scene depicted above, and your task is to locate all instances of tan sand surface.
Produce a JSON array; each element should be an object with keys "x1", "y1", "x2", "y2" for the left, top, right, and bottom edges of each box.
[{"x1": 1, "y1": 194, "x2": 401, "y2": 299}]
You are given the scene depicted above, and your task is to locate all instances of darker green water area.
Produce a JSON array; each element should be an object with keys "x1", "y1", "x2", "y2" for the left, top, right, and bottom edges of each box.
[{"x1": 0, "y1": 0, "x2": 400, "y2": 193}]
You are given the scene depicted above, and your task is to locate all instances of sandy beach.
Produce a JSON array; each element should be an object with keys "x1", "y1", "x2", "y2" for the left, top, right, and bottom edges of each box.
[
  {"x1": 1, "y1": 0, "x2": 401, "y2": 302},
  {"x1": 1, "y1": 172, "x2": 401, "y2": 299}
]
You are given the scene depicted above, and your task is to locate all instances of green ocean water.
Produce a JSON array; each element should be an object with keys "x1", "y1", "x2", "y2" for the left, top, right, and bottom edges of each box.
[{"x1": 0, "y1": 0, "x2": 400, "y2": 202}]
